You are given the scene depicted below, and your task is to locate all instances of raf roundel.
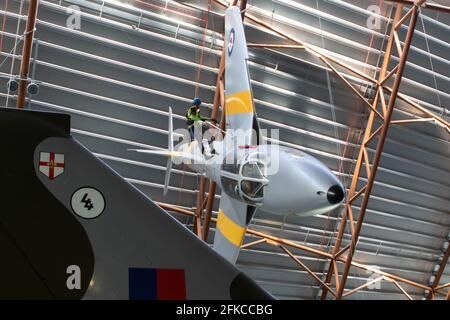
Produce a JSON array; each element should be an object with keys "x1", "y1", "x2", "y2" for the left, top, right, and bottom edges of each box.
[
  {"x1": 71, "y1": 187, "x2": 106, "y2": 219},
  {"x1": 228, "y1": 28, "x2": 235, "y2": 56}
]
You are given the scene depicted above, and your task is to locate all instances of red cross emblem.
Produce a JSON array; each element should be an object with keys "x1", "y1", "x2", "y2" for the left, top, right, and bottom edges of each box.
[{"x1": 39, "y1": 152, "x2": 65, "y2": 179}]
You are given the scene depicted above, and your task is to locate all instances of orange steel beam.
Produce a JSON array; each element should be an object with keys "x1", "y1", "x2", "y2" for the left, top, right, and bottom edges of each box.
[
  {"x1": 390, "y1": 118, "x2": 434, "y2": 125},
  {"x1": 241, "y1": 238, "x2": 267, "y2": 249},
  {"x1": 248, "y1": 44, "x2": 305, "y2": 49},
  {"x1": 334, "y1": 4, "x2": 421, "y2": 299},
  {"x1": 208, "y1": 0, "x2": 450, "y2": 135},
  {"x1": 247, "y1": 50, "x2": 450, "y2": 133},
  {"x1": 206, "y1": 0, "x2": 449, "y2": 300},
  {"x1": 158, "y1": 201, "x2": 333, "y2": 258},
  {"x1": 394, "y1": 6, "x2": 414, "y2": 30},
  {"x1": 436, "y1": 283, "x2": 450, "y2": 291},
  {"x1": 193, "y1": 175, "x2": 206, "y2": 237},
  {"x1": 348, "y1": 186, "x2": 367, "y2": 204},
  {"x1": 342, "y1": 276, "x2": 384, "y2": 298},
  {"x1": 202, "y1": 180, "x2": 216, "y2": 241},
  {"x1": 212, "y1": 0, "x2": 450, "y2": 133},
  {"x1": 157, "y1": 201, "x2": 432, "y2": 295},
  {"x1": 379, "y1": 64, "x2": 399, "y2": 86},
  {"x1": 156, "y1": 201, "x2": 433, "y2": 295},
  {"x1": 427, "y1": 239, "x2": 450, "y2": 299},
  {"x1": 393, "y1": 31, "x2": 403, "y2": 56},
  {"x1": 239, "y1": 0, "x2": 247, "y2": 20},
  {"x1": 339, "y1": 258, "x2": 430, "y2": 291},
  {"x1": 378, "y1": 87, "x2": 387, "y2": 116},
  {"x1": 319, "y1": 56, "x2": 384, "y2": 120},
  {"x1": 174, "y1": 0, "x2": 448, "y2": 299},
  {"x1": 320, "y1": 2, "x2": 404, "y2": 299},
  {"x1": 200, "y1": 47, "x2": 224, "y2": 241},
  {"x1": 16, "y1": 0, "x2": 39, "y2": 109},
  {"x1": 212, "y1": 0, "x2": 379, "y2": 85},
  {"x1": 246, "y1": 229, "x2": 333, "y2": 259},
  {"x1": 386, "y1": 0, "x2": 450, "y2": 14},
  {"x1": 384, "y1": 87, "x2": 450, "y2": 130},
  {"x1": 280, "y1": 245, "x2": 337, "y2": 298},
  {"x1": 335, "y1": 243, "x2": 351, "y2": 259},
  {"x1": 392, "y1": 280, "x2": 414, "y2": 300}
]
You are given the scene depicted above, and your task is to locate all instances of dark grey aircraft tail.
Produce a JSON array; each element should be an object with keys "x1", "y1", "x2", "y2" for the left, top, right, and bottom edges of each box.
[{"x1": 0, "y1": 108, "x2": 271, "y2": 300}]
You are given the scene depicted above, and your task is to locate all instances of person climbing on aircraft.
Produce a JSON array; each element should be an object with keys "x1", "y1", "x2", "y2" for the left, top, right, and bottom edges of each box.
[
  {"x1": 186, "y1": 97, "x2": 207, "y2": 140},
  {"x1": 185, "y1": 97, "x2": 216, "y2": 157}
]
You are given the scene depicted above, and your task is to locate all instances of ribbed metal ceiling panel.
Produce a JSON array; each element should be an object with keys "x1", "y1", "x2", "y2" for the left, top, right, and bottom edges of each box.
[{"x1": 0, "y1": 0, "x2": 448, "y2": 300}]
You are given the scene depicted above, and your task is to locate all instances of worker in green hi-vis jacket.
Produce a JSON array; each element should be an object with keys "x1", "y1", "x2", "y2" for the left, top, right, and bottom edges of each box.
[
  {"x1": 185, "y1": 97, "x2": 216, "y2": 156},
  {"x1": 186, "y1": 97, "x2": 210, "y2": 141}
]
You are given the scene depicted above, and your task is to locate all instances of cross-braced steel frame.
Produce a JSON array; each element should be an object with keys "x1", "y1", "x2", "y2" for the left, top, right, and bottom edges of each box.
[
  {"x1": 173, "y1": 0, "x2": 450, "y2": 300},
  {"x1": 8, "y1": 0, "x2": 450, "y2": 301}
]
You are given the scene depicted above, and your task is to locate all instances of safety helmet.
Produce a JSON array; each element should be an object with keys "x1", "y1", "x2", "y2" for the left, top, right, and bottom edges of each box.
[{"x1": 192, "y1": 97, "x2": 202, "y2": 106}]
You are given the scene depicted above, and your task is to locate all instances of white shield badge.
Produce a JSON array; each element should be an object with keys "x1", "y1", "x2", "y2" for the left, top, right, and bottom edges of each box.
[{"x1": 39, "y1": 152, "x2": 65, "y2": 179}]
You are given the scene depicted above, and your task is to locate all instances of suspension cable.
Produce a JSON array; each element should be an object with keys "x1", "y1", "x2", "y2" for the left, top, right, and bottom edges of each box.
[
  {"x1": 418, "y1": 6, "x2": 443, "y2": 114},
  {"x1": 5, "y1": 0, "x2": 24, "y2": 108},
  {"x1": 194, "y1": 0, "x2": 212, "y2": 97}
]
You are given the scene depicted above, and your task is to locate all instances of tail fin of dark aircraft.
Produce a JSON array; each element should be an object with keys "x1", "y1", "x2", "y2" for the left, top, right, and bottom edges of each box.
[{"x1": 0, "y1": 108, "x2": 272, "y2": 300}]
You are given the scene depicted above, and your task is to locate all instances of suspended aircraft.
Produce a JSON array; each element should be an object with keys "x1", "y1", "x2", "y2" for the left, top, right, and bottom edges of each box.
[{"x1": 132, "y1": 6, "x2": 345, "y2": 264}]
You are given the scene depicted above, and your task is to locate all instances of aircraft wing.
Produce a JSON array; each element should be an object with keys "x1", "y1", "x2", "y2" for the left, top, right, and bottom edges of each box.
[
  {"x1": 213, "y1": 193, "x2": 256, "y2": 264},
  {"x1": 0, "y1": 108, "x2": 271, "y2": 300},
  {"x1": 211, "y1": 6, "x2": 262, "y2": 264},
  {"x1": 224, "y1": 6, "x2": 262, "y2": 146}
]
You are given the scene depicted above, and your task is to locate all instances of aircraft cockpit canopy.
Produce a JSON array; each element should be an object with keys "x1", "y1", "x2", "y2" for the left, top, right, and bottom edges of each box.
[{"x1": 220, "y1": 151, "x2": 269, "y2": 205}]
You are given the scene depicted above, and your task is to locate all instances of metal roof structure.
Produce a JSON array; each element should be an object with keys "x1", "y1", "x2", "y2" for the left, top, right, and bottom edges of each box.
[{"x1": 0, "y1": 0, "x2": 449, "y2": 299}]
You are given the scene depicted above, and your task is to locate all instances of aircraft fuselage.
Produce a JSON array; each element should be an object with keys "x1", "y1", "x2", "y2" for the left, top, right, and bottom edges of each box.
[{"x1": 176, "y1": 141, "x2": 345, "y2": 216}]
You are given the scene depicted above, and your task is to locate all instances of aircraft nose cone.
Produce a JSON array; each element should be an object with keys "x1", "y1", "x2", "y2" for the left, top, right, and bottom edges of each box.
[{"x1": 327, "y1": 185, "x2": 345, "y2": 204}]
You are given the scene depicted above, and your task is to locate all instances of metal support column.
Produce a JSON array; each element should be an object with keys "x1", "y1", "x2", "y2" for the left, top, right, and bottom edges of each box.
[
  {"x1": 322, "y1": 2, "x2": 423, "y2": 299},
  {"x1": 427, "y1": 240, "x2": 450, "y2": 299},
  {"x1": 16, "y1": 0, "x2": 39, "y2": 109}
]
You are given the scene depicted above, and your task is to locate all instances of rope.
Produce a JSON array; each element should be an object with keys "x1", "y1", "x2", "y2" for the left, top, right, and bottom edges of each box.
[
  {"x1": 418, "y1": 6, "x2": 450, "y2": 283},
  {"x1": 176, "y1": 163, "x2": 187, "y2": 207},
  {"x1": 314, "y1": 0, "x2": 346, "y2": 251},
  {"x1": 320, "y1": 128, "x2": 352, "y2": 250},
  {"x1": 177, "y1": 1, "x2": 210, "y2": 208},
  {"x1": 418, "y1": 6, "x2": 443, "y2": 114},
  {"x1": 320, "y1": 0, "x2": 391, "y2": 252},
  {"x1": 314, "y1": 0, "x2": 341, "y2": 164},
  {"x1": 194, "y1": 0, "x2": 211, "y2": 97}
]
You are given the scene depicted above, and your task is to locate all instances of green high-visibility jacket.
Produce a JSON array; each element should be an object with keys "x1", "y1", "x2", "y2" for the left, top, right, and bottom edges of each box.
[{"x1": 186, "y1": 105, "x2": 210, "y2": 127}]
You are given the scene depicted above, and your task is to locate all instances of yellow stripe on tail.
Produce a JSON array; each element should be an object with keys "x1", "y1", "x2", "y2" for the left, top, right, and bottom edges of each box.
[
  {"x1": 217, "y1": 209, "x2": 246, "y2": 247},
  {"x1": 225, "y1": 90, "x2": 254, "y2": 115}
]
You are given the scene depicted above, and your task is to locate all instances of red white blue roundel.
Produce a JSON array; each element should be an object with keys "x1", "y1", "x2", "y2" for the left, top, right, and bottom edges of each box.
[{"x1": 228, "y1": 28, "x2": 235, "y2": 56}]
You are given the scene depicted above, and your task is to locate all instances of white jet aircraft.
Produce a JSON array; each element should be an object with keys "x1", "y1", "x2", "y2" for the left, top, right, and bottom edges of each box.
[{"x1": 133, "y1": 6, "x2": 345, "y2": 263}]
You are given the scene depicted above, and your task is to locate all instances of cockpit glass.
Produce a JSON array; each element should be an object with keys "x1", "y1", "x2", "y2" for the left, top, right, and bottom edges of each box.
[
  {"x1": 220, "y1": 176, "x2": 241, "y2": 200},
  {"x1": 221, "y1": 163, "x2": 240, "y2": 174},
  {"x1": 241, "y1": 180, "x2": 264, "y2": 198},
  {"x1": 242, "y1": 163, "x2": 263, "y2": 179}
]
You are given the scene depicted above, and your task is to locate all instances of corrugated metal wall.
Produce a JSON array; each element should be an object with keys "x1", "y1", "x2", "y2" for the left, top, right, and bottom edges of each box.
[{"x1": 0, "y1": 0, "x2": 448, "y2": 299}]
